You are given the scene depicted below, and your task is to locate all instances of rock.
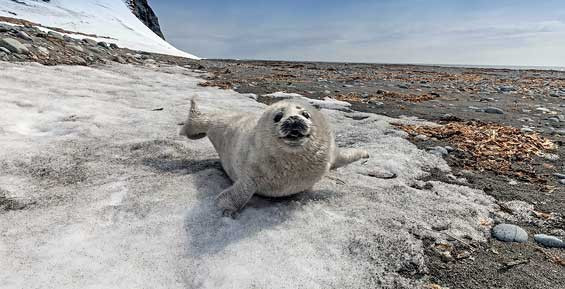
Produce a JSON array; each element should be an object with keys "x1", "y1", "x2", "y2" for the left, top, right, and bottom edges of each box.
[
  {"x1": 47, "y1": 31, "x2": 65, "y2": 41},
  {"x1": 82, "y1": 38, "x2": 98, "y2": 46},
  {"x1": 109, "y1": 43, "x2": 119, "y2": 49},
  {"x1": 520, "y1": 127, "x2": 534, "y2": 133},
  {"x1": 535, "y1": 107, "x2": 551, "y2": 113},
  {"x1": 97, "y1": 41, "x2": 109, "y2": 49},
  {"x1": 498, "y1": 85, "x2": 516, "y2": 92},
  {"x1": 554, "y1": 173, "x2": 565, "y2": 179},
  {"x1": 0, "y1": 23, "x2": 10, "y2": 32},
  {"x1": 429, "y1": 146, "x2": 449, "y2": 157},
  {"x1": 16, "y1": 31, "x2": 33, "y2": 41},
  {"x1": 492, "y1": 224, "x2": 528, "y2": 243},
  {"x1": 559, "y1": 179, "x2": 565, "y2": 185},
  {"x1": 0, "y1": 38, "x2": 29, "y2": 54},
  {"x1": 444, "y1": 146, "x2": 455, "y2": 152},
  {"x1": 71, "y1": 56, "x2": 87, "y2": 65},
  {"x1": 484, "y1": 107, "x2": 504, "y2": 114},
  {"x1": 68, "y1": 45, "x2": 84, "y2": 53},
  {"x1": 534, "y1": 234, "x2": 565, "y2": 248},
  {"x1": 398, "y1": 84, "x2": 410, "y2": 89},
  {"x1": 0, "y1": 47, "x2": 11, "y2": 54},
  {"x1": 36, "y1": 46, "x2": 49, "y2": 55},
  {"x1": 112, "y1": 55, "x2": 126, "y2": 64},
  {"x1": 553, "y1": 129, "x2": 565, "y2": 136},
  {"x1": 547, "y1": 117, "x2": 560, "y2": 123},
  {"x1": 414, "y1": 134, "x2": 428, "y2": 141}
]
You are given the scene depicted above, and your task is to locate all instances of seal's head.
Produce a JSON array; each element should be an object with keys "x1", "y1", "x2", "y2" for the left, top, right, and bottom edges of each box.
[{"x1": 259, "y1": 100, "x2": 330, "y2": 150}]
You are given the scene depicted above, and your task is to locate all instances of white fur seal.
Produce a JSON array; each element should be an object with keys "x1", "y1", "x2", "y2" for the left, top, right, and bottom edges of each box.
[{"x1": 180, "y1": 98, "x2": 369, "y2": 216}]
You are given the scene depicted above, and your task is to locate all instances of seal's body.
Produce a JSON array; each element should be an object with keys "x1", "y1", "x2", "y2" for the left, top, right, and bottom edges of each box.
[{"x1": 180, "y1": 98, "x2": 368, "y2": 216}]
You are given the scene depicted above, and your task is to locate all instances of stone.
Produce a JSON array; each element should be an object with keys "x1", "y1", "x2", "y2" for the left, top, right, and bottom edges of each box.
[
  {"x1": 112, "y1": 55, "x2": 126, "y2": 64},
  {"x1": 97, "y1": 41, "x2": 109, "y2": 49},
  {"x1": 414, "y1": 134, "x2": 428, "y2": 141},
  {"x1": 82, "y1": 38, "x2": 98, "y2": 46},
  {"x1": 398, "y1": 84, "x2": 410, "y2": 89},
  {"x1": 47, "y1": 31, "x2": 65, "y2": 41},
  {"x1": 559, "y1": 179, "x2": 565, "y2": 185},
  {"x1": 534, "y1": 234, "x2": 565, "y2": 248},
  {"x1": 16, "y1": 31, "x2": 33, "y2": 41},
  {"x1": 0, "y1": 47, "x2": 10, "y2": 54},
  {"x1": 0, "y1": 23, "x2": 10, "y2": 32},
  {"x1": 520, "y1": 127, "x2": 534, "y2": 133},
  {"x1": 554, "y1": 173, "x2": 565, "y2": 179},
  {"x1": 68, "y1": 45, "x2": 84, "y2": 53},
  {"x1": 63, "y1": 35, "x2": 73, "y2": 42},
  {"x1": 535, "y1": 107, "x2": 551, "y2": 113},
  {"x1": 498, "y1": 85, "x2": 516, "y2": 92},
  {"x1": 0, "y1": 38, "x2": 29, "y2": 54},
  {"x1": 484, "y1": 107, "x2": 504, "y2": 114},
  {"x1": 492, "y1": 224, "x2": 528, "y2": 243},
  {"x1": 429, "y1": 146, "x2": 449, "y2": 157},
  {"x1": 109, "y1": 43, "x2": 119, "y2": 49},
  {"x1": 36, "y1": 46, "x2": 49, "y2": 55}
]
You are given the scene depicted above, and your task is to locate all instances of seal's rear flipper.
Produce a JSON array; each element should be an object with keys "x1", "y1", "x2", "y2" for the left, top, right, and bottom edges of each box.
[
  {"x1": 330, "y1": 148, "x2": 369, "y2": 170},
  {"x1": 180, "y1": 98, "x2": 210, "y2": 139}
]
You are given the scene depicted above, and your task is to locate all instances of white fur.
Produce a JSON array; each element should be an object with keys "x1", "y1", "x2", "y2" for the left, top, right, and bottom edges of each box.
[{"x1": 180, "y1": 98, "x2": 368, "y2": 216}]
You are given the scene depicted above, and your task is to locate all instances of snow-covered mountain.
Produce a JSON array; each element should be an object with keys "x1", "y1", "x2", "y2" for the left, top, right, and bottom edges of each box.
[{"x1": 0, "y1": 0, "x2": 198, "y2": 58}]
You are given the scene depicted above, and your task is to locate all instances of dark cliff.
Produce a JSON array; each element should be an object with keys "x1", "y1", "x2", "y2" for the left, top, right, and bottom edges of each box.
[{"x1": 124, "y1": 0, "x2": 165, "y2": 39}]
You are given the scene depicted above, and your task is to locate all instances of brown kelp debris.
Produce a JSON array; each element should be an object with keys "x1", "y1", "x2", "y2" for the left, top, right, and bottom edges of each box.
[{"x1": 394, "y1": 121, "x2": 557, "y2": 174}]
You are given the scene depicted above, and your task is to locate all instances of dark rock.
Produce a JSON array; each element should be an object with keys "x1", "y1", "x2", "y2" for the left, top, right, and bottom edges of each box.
[
  {"x1": 109, "y1": 43, "x2": 119, "y2": 49},
  {"x1": 0, "y1": 47, "x2": 11, "y2": 54},
  {"x1": 492, "y1": 224, "x2": 528, "y2": 243},
  {"x1": 498, "y1": 85, "x2": 516, "y2": 92},
  {"x1": 0, "y1": 24, "x2": 10, "y2": 32},
  {"x1": 124, "y1": 0, "x2": 166, "y2": 39},
  {"x1": 533, "y1": 234, "x2": 565, "y2": 248},
  {"x1": 97, "y1": 41, "x2": 109, "y2": 49},
  {"x1": 484, "y1": 107, "x2": 504, "y2": 114}
]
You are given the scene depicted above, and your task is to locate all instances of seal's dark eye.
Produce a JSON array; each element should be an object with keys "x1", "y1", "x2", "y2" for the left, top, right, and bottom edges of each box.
[
  {"x1": 273, "y1": 112, "x2": 283, "y2": 123},
  {"x1": 302, "y1": 111, "x2": 311, "y2": 119}
]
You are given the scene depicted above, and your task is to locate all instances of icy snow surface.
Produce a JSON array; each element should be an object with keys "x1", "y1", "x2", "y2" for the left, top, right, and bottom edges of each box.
[
  {"x1": 0, "y1": 62, "x2": 496, "y2": 289},
  {"x1": 0, "y1": 0, "x2": 198, "y2": 59}
]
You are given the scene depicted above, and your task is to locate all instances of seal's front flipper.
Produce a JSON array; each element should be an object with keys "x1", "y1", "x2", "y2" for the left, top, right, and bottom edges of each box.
[
  {"x1": 331, "y1": 148, "x2": 369, "y2": 170},
  {"x1": 180, "y1": 98, "x2": 210, "y2": 139},
  {"x1": 215, "y1": 180, "x2": 256, "y2": 218}
]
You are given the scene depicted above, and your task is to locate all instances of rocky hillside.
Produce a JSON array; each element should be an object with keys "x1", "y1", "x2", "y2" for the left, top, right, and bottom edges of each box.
[{"x1": 123, "y1": 0, "x2": 165, "y2": 39}]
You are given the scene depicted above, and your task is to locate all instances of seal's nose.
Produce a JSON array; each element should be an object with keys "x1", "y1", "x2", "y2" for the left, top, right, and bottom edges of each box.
[{"x1": 283, "y1": 116, "x2": 306, "y2": 131}]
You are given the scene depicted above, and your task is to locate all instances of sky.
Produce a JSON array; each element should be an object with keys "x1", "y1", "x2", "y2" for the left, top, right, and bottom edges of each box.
[{"x1": 151, "y1": 0, "x2": 565, "y2": 66}]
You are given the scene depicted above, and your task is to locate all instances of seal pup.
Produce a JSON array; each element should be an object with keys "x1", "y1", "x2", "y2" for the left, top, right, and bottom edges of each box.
[{"x1": 180, "y1": 98, "x2": 369, "y2": 216}]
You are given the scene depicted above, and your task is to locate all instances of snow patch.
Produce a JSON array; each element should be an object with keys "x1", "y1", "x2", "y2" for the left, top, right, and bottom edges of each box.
[{"x1": 0, "y1": 62, "x2": 496, "y2": 288}]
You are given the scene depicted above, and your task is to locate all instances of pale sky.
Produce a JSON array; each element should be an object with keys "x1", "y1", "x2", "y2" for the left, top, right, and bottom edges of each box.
[{"x1": 152, "y1": 0, "x2": 565, "y2": 66}]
